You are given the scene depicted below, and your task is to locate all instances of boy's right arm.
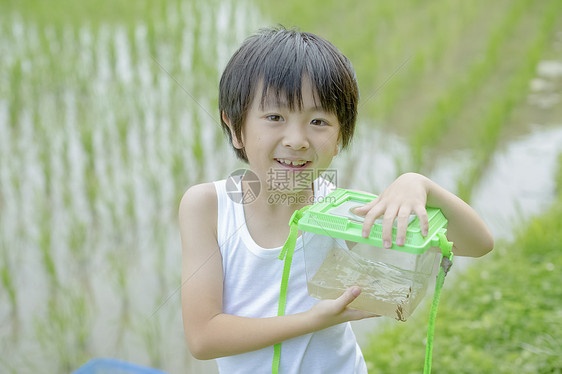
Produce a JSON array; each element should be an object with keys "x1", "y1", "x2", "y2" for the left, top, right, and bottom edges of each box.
[{"x1": 179, "y1": 183, "x2": 376, "y2": 360}]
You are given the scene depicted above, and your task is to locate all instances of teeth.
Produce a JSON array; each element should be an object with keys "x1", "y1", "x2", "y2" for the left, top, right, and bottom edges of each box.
[{"x1": 277, "y1": 159, "x2": 307, "y2": 166}]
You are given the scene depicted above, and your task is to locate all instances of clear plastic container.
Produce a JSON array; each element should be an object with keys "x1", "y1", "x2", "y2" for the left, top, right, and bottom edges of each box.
[
  {"x1": 298, "y1": 189, "x2": 449, "y2": 321},
  {"x1": 304, "y1": 234, "x2": 439, "y2": 321}
]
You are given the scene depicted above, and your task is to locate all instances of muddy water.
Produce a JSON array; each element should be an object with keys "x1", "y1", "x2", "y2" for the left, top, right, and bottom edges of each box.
[{"x1": 308, "y1": 248, "x2": 433, "y2": 321}]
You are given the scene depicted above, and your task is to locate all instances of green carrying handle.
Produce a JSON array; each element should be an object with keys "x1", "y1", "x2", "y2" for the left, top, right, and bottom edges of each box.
[
  {"x1": 424, "y1": 230, "x2": 454, "y2": 374},
  {"x1": 272, "y1": 206, "x2": 311, "y2": 374}
]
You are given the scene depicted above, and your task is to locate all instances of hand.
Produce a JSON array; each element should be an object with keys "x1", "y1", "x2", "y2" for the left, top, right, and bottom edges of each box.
[
  {"x1": 352, "y1": 173, "x2": 430, "y2": 248},
  {"x1": 309, "y1": 287, "x2": 380, "y2": 329}
]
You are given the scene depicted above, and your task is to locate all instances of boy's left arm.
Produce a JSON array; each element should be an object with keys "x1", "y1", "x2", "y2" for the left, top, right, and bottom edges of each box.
[{"x1": 353, "y1": 173, "x2": 494, "y2": 257}]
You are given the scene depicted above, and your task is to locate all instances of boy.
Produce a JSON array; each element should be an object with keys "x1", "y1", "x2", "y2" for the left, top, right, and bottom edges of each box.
[{"x1": 179, "y1": 26, "x2": 493, "y2": 373}]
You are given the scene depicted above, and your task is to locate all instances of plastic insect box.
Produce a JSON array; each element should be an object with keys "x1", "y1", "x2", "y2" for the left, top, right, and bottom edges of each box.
[{"x1": 299, "y1": 189, "x2": 450, "y2": 321}]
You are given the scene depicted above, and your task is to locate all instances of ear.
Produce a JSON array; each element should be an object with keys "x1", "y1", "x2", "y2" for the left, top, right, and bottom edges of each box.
[{"x1": 222, "y1": 112, "x2": 244, "y2": 149}]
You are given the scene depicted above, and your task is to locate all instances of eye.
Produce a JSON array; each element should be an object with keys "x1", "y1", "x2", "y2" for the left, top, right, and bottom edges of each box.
[
  {"x1": 311, "y1": 119, "x2": 329, "y2": 126},
  {"x1": 266, "y1": 114, "x2": 283, "y2": 122}
]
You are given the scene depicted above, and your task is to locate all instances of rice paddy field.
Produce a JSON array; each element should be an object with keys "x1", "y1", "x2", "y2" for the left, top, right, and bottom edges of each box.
[{"x1": 0, "y1": 0, "x2": 561, "y2": 373}]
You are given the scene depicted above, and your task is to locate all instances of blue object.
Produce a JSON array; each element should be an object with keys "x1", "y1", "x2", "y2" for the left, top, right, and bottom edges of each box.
[{"x1": 72, "y1": 358, "x2": 168, "y2": 374}]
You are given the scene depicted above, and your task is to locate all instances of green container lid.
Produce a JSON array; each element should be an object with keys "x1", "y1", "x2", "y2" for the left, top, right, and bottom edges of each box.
[{"x1": 297, "y1": 188, "x2": 449, "y2": 255}]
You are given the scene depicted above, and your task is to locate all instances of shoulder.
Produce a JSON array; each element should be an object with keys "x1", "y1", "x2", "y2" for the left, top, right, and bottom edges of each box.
[
  {"x1": 179, "y1": 182, "x2": 218, "y2": 234},
  {"x1": 180, "y1": 182, "x2": 217, "y2": 207}
]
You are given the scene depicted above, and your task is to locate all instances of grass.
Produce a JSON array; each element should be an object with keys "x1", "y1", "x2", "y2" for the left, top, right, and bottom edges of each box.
[{"x1": 363, "y1": 155, "x2": 562, "y2": 373}]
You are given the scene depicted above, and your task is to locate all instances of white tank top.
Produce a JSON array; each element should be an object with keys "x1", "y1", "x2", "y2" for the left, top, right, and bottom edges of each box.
[{"x1": 213, "y1": 178, "x2": 367, "y2": 374}]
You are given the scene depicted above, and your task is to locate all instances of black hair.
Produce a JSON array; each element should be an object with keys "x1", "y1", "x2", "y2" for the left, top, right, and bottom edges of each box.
[{"x1": 219, "y1": 26, "x2": 359, "y2": 162}]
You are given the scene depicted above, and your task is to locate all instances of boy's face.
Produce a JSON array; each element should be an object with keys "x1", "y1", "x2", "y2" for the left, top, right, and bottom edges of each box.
[{"x1": 230, "y1": 78, "x2": 340, "y2": 193}]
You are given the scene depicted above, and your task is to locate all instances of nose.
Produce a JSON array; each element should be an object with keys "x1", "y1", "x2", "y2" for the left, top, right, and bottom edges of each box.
[{"x1": 282, "y1": 122, "x2": 309, "y2": 150}]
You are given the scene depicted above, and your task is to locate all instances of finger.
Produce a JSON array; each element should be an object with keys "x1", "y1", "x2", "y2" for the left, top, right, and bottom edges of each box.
[
  {"x1": 395, "y1": 206, "x2": 412, "y2": 246},
  {"x1": 413, "y1": 205, "x2": 429, "y2": 236},
  {"x1": 381, "y1": 206, "x2": 398, "y2": 248},
  {"x1": 351, "y1": 197, "x2": 379, "y2": 217},
  {"x1": 361, "y1": 202, "x2": 386, "y2": 238}
]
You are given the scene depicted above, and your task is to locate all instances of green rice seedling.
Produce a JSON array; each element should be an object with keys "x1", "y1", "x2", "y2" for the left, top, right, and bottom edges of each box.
[
  {"x1": 38, "y1": 214, "x2": 58, "y2": 289},
  {"x1": 409, "y1": 0, "x2": 530, "y2": 170},
  {"x1": 191, "y1": 111, "x2": 205, "y2": 166},
  {"x1": 8, "y1": 63, "x2": 23, "y2": 132},
  {"x1": 371, "y1": 0, "x2": 479, "y2": 118},
  {"x1": 387, "y1": 2, "x2": 515, "y2": 148},
  {"x1": 138, "y1": 313, "x2": 164, "y2": 368},
  {"x1": 84, "y1": 157, "x2": 99, "y2": 213},
  {"x1": 457, "y1": 0, "x2": 561, "y2": 201},
  {"x1": 68, "y1": 219, "x2": 88, "y2": 265},
  {"x1": 33, "y1": 288, "x2": 91, "y2": 373},
  {"x1": 0, "y1": 247, "x2": 18, "y2": 331},
  {"x1": 105, "y1": 242, "x2": 133, "y2": 351},
  {"x1": 257, "y1": 0, "x2": 493, "y2": 127}
]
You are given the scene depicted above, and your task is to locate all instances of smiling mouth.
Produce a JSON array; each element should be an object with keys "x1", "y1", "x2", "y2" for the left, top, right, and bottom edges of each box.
[{"x1": 274, "y1": 158, "x2": 311, "y2": 169}]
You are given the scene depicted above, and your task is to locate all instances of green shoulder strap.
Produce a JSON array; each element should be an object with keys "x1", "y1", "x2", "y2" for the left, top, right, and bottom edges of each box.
[
  {"x1": 424, "y1": 230, "x2": 454, "y2": 374},
  {"x1": 272, "y1": 206, "x2": 311, "y2": 374}
]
